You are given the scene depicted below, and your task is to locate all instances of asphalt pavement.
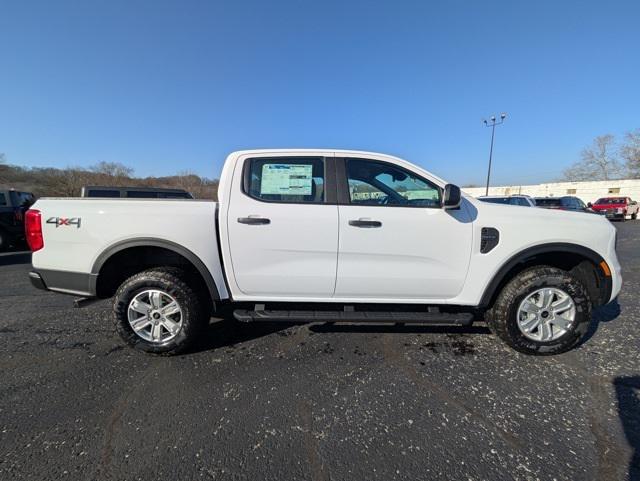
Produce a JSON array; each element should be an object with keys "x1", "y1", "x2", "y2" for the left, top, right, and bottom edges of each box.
[{"x1": 0, "y1": 223, "x2": 639, "y2": 481}]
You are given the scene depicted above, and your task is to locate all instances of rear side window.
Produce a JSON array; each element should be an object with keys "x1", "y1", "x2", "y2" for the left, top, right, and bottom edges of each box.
[
  {"x1": 160, "y1": 192, "x2": 192, "y2": 199},
  {"x1": 127, "y1": 191, "x2": 158, "y2": 198},
  {"x1": 480, "y1": 197, "x2": 511, "y2": 205},
  {"x1": 9, "y1": 191, "x2": 35, "y2": 207},
  {"x1": 244, "y1": 157, "x2": 325, "y2": 203},
  {"x1": 0, "y1": 193, "x2": 6, "y2": 206},
  {"x1": 87, "y1": 189, "x2": 121, "y2": 198},
  {"x1": 535, "y1": 198, "x2": 562, "y2": 207}
]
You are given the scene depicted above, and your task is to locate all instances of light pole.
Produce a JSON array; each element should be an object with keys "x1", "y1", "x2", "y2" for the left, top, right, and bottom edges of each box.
[{"x1": 483, "y1": 113, "x2": 507, "y2": 196}]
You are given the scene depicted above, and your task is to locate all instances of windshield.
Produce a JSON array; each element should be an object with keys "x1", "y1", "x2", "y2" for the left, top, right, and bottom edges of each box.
[{"x1": 595, "y1": 198, "x2": 625, "y2": 205}]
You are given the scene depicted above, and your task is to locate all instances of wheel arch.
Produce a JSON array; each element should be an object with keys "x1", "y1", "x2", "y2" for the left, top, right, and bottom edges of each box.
[
  {"x1": 91, "y1": 238, "x2": 220, "y2": 303},
  {"x1": 479, "y1": 242, "x2": 612, "y2": 308}
]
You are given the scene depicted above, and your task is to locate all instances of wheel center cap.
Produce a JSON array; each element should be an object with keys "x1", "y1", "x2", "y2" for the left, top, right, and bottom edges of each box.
[
  {"x1": 152, "y1": 311, "x2": 161, "y2": 320},
  {"x1": 541, "y1": 310, "x2": 550, "y2": 319}
]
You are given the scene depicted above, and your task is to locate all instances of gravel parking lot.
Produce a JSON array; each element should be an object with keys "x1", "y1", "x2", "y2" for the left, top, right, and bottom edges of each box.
[{"x1": 0, "y1": 223, "x2": 639, "y2": 481}]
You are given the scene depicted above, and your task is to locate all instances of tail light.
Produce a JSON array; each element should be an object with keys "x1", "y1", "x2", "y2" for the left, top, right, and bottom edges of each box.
[{"x1": 25, "y1": 209, "x2": 44, "y2": 251}]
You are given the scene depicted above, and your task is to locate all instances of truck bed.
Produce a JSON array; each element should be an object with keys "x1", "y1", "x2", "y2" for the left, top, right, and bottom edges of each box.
[{"x1": 30, "y1": 198, "x2": 228, "y2": 298}]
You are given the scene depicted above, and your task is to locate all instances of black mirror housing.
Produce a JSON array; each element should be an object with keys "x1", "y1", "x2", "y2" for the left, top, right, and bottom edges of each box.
[{"x1": 443, "y1": 184, "x2": 461, "y2": 209}]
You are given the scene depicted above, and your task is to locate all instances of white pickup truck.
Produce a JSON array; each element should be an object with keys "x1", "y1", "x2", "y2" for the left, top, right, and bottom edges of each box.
[{"x1": 26, "y1": 149, "x2": 621, "y2": 355}]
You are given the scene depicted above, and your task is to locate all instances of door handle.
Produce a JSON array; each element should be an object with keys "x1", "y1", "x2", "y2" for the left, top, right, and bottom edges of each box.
[
  {"x1": 349, "y1": 219, "x2": 382, "y2": 228},
  {"x1": 237, "y1": 216, "x2": 271, "y2": 225}
]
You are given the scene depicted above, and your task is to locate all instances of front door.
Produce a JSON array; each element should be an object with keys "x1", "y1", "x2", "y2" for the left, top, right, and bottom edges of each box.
[
  {"x1": 335, "y1": 157, "x2": 473, "y2": 300},
  {"x1": 226, "y1": 155, "x2": 339, "y2": 298}
]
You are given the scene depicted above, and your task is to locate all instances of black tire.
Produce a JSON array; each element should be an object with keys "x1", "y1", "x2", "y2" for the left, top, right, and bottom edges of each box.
[
  {"x1": 486, "y1": 266, "x2": 592, "y2": 355},
  {"x1": 632, "y1": 213, "x2": 637, "y2": 220},
  {"x1": 113, "y1": 267, "x2": 209, "y2": 355}
]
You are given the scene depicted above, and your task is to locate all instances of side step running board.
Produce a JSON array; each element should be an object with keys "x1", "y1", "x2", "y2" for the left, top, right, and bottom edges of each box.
[{"x1": 233, "y1": 309, "x2": 474, "y2": 325}]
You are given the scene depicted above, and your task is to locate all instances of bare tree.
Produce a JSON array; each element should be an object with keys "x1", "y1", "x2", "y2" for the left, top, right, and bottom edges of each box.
[
  {"x1": 0, "y1": 159, "x2": 220, "y2": 199},
  {"x1": 563, "y1": 134, "x2": 623, "y2": 181},
  {"x1": 621, "y1": 129, "x2": 640, "y2": 179},
  {"x1": 90, "y1": 161, "x2": 134, "y2": 182}
]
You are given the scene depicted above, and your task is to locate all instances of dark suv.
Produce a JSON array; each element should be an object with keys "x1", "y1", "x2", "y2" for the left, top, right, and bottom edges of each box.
[
  {"x1": 534, "y1": 196, "x2": 592, "y2": 212},
  {"x1": 81, "y1": 186, "x2": 193, "y2": 199},
  {"x1": 0, "y1": 190, "x2": 36, "y2": 250}
]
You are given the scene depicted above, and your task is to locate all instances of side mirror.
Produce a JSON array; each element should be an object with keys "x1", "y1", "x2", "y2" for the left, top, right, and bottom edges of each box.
[
  {"x1": 443, "y1": 184, "x2": 461, "y2": 209},
  {"x1": 587, "y1": 202, "x2": 592, "y2": 208}
]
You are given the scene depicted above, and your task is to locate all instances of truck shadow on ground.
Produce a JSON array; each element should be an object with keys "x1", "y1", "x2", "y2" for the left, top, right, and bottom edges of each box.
[
  {"x1": 192, "y1": 318, "x2": 293, "y2": 353},
  {"x1": 192, "y1": 299, "x2": 621, "y2": 355},
  {"x1": 614, "y1": 376, "x2": 640, "y2": 480},
  {"x1": 580, "y1": 299, "x2": 621, "y2": 346},
  {"x1": 191, "y1": 316, "x2": 491, "y2": 355}
]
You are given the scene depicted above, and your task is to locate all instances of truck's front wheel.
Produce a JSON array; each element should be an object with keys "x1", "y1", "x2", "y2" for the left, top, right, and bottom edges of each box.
[
  {"x1": 113, "y1": 268, "x2": 208, "y2": 355},
  {"x1": 486, "y1": 266, "x2": 592, "y2": 355}
]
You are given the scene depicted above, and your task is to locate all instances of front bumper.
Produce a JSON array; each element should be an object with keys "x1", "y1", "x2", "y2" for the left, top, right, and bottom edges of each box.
[{"x1": 597, "y1": 208, "x2": 626, "y2": 219}]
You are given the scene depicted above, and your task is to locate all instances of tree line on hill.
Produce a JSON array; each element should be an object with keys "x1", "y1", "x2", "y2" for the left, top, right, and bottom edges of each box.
[
  {"x1": 2, "y1": 129, "x2": 639, "y2": 197},
  {"x1": 563, "y1": 129, "x2": 640, "y2": 182},
  {"x1": 0, "y1": 155, "x2": 219, "y2": 199}
]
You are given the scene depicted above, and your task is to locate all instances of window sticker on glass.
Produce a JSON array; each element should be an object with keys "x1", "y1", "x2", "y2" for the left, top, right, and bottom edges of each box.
[{"x1": 260, "y1": 164, "x2": 313, "y2": 195}]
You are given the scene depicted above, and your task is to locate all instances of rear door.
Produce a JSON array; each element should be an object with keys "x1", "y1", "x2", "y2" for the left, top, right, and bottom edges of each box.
[
  {"x1": 334, "y1": 157, "x2": 473, "y2": 300},
  {"x1": 226, "y1": 155, "x2": 339, "y2": 298}
]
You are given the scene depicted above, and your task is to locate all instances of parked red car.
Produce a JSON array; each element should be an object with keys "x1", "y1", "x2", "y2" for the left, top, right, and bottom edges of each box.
[{"x1": 589, "y1": 197, "x2": 639, "y2": 221}]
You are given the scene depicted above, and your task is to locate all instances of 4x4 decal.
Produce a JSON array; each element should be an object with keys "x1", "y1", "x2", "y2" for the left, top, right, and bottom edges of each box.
[{"x1": 46, "y1": 217, "x2": 82, "y2": 228}]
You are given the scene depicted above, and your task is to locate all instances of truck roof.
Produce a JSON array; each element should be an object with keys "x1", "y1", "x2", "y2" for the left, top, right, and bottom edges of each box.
[{"x1": 229, "y1": 148, "x2": 405, "y2": 159}]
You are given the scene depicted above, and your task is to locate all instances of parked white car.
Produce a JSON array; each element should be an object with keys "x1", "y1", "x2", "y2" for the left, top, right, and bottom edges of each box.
[{"x1": 26, "y1": 149, "x2": 621, "y2": 355}]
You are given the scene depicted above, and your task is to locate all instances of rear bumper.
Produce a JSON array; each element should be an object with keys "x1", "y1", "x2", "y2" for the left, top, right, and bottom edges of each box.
[
  {"x1": 29, "y1": 269, "x2": 97, "y2": 297},
  {"x1": 28, "y1": 271, "x2": 47, "y2": 291}
]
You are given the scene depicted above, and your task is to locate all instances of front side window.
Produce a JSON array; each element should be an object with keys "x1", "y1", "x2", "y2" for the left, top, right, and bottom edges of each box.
[
  {"x1": 346, "y1": 158, "x2": 441, "y2": 207},
  {"x1": 245, "y1": 157, "x2": 325, "y2": 203},
  {"x1": 0, "y1": 193, "x2": 6, "y2": 206}
]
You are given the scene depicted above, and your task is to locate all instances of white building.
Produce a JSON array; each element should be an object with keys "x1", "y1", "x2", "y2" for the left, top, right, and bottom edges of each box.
[{"x1": 463, "y1": 179, "x2": 640, "y2": 204}]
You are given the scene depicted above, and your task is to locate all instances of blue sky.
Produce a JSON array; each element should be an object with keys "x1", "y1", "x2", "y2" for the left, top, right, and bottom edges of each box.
[{"x1": 1, "y1": 0, "x2": 638, "y2": 186}]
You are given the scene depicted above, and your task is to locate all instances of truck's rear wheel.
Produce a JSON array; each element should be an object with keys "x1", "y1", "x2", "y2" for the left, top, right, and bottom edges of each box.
[
  {"x1": 486, "y1": 266, "x2": 592, "y2": 355},
  {"x1": 113, "y1": 267, "x2": 208, "y2": 355}
]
